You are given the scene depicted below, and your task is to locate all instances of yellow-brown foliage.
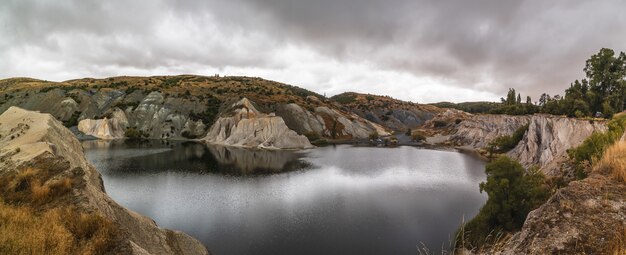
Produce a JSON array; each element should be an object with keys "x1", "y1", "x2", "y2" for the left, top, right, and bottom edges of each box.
[
  {"x1": 1, "y1": 168, "x2": 73, "y2": 205},
  {"x1": 0, "y1": 167, "x2": 121, "y2": 254},
  {"x1": 0, "y1": 200, "x2": 120, "y2": 255},
  {"x1": 595, "y1": 142, "x2": 626, "y2": 183}
]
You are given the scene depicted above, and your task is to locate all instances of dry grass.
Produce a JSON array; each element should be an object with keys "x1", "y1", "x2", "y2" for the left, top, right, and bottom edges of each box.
[
  {"x1": 0, "y1": 167, "x2": 122, "y2": 254},
  {"x1": 1, "y1": 167, "x2": 73, "y2": 205},
  {"x1": 595, "y1": 142, "x2": 626, "y2": 183},
  {"x1": 0, "y1": 200, "x2": 120, "y2": 255}
]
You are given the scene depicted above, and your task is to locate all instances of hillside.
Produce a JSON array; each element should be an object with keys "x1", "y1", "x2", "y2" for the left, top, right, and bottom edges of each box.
[
  {"x1": 331, "y1": 92, "x2": 444, "y2": 131},
  {"x1": 0, "y1": 75, "x2": 414, "y2": 146}
]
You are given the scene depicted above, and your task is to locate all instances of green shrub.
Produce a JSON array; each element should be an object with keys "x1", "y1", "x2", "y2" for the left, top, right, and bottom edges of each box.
[
  {"x1": 124, "y1": 127, "x2": 147, "y2": 139},
  {"x1": 487, "y1": 124, "x2": 529, "y2": 154},
  {"x1": 433, "y1": 120, "x2": 448, "y2": 128},
  {"x1": 459, "y1": 156, "x2": 550, "y2": 250},
  {"x1": 62, "y1": 111, "x2": 81, "y2": 127},
  {"x1": 568, "y1": 114, "x2": 626, "y2": 178}
]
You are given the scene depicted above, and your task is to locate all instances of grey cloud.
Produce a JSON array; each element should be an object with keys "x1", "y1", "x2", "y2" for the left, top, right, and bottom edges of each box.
[{"x1": 1, "y1": 0, "x2": 625, "y2": 102}]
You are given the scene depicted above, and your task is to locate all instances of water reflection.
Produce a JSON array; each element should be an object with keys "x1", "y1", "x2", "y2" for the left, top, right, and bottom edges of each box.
[
  {"x1": 83, "y1": 141, "x2": 487, "y2": 255},
  {"x1": 83, "y1": 139, "x2": 310, "y2": 176}
]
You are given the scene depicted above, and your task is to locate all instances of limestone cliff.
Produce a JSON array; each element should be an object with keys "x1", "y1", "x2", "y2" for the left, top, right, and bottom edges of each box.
[
  {"x1": 508, "y1": 115, "x2": 606, "y2": 175},
  {"x1": 0, "y1": 107, "x2": 209, "y2": 255},
  {"x1": 204, "y1": 98, "x2": 313, "y2": 149}
]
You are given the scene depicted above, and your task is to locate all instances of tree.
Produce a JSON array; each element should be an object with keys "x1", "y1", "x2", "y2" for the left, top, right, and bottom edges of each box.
[
  {"x1": 460, "y1": 156, "x2": 550, "y2": 248},
  {"x1": 584, "y1": 48, "x2": 626, "y2": 115},
  {"x1": 517, "y1": 93, "x2": 521, "y2": 104},
  {"x1": 526, "y1": 96, "x2": 532, "y2": 105},
  {"x1": 539, "y1": 93, "x2": 550, "y2": 106},
  {"x1": 505, "y1": 88, "x2": 517, "y2": 105}
]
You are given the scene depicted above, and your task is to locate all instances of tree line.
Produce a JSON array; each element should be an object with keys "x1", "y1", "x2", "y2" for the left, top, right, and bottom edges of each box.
[{"x1": 434, "y1": 48, "x2": 626, "y2": 118}]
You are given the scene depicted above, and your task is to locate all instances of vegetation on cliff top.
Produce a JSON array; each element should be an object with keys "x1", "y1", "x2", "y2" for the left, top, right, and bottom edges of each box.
[
  {"x1": 569, "y1": 113, "x2": 626, "y2": 179},
  {"x1": 433, "y1": 48, "x2": 626, "y2": 118}
]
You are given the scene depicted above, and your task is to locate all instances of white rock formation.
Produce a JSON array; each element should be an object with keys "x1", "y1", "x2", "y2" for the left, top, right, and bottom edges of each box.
[
  {"x1": 508, "y1": 114, "x2": 606, "y2": 175},
  {"x1": 78, "y1": 108, "x2": 129, "y2": 139},
  {"x1": 204, "y1": 98, "x2": 314, "y2": 149}
]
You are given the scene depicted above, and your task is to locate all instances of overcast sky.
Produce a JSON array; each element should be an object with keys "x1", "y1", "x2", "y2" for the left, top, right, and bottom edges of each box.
[{"x1": 1, "y1": 0, "x2": 625, "y2": 103}]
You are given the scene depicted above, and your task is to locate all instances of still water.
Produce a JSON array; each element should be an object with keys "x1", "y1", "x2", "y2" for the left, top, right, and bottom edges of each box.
[{"x1": 83, "y1": 140, "x2": 487, "y2": 255}]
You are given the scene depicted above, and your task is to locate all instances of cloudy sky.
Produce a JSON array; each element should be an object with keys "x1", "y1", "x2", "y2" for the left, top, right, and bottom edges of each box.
[{"x1": 1, "y1": 0, "x2": 625, "y2": 103}]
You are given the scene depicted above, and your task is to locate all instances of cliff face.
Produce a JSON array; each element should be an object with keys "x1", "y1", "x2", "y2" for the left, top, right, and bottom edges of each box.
[
  {"x1": 204, "y1": 98, "x2": 313, "y2": 149},
  {"x1": 508, "y1": 115, "x2": 607, "y2": 175},
  {"x1": 450, "y1": 114, "x2": 531, "y2": 149},
  {"x1": 0, "y1": 107, "x2": 208, "y2": 255}
]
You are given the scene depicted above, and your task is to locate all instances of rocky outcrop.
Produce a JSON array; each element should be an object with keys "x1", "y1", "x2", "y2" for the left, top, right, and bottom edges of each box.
[
  {"x1": 0, "y1": 107, "x2": 208, "y2": 255},
  {"x1": 276, "y1": 103, "x2": 390, "y2": 139},
  {"x1": 204, "y1": 98, "x2": 313, "y2": 149},
  {"x1": 450, "y1": 114, "x2": 531, "y2": 149},
  {"x1": 329, "y1": 92, "x2": 443, "y2": 131},
  {"x1": 78, "y1": 108, "x2": 129, "y2": 139},
  {"x1": 497, "y1": 157, "x2": 626, "y2": 254},
  {"x1": 508, "y1": 115, "x2": 607, "y2": 175}
]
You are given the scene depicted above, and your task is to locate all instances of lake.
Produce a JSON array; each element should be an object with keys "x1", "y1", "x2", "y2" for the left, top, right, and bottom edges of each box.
[{"x1": 83, "y1": 140, "x2": 487, "y2": 255}]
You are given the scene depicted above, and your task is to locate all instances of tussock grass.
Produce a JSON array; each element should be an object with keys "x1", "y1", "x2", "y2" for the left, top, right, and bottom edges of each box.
[
  {"x1": 0, "y1": 200, "x2": 120, "y2": 255},
  {"x1": 594, "y1": 142, "x2": 626, "y2": 183},
  {"x1": 0, "y1": 167, "x2": 73, "y2": 205},
  {"x1": 0, "y1": 167, "x2": 122, "y2": 254}
]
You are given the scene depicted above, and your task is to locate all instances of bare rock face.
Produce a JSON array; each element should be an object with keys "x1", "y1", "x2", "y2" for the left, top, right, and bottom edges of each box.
[
  {"x1": 314, "y1": 106, "x2": 390, "y2": 139},
  {"x1": 204, "y1": 98, "x2": 313, "y2": 149},
  {"x1": 78, "y1": 107, "x2": 129, "y2": 139},
  {"x1": 450, "y1": 114, "x2": 531, "y2": 149},
  {"x1": 508, "y1": 115, "x2": 606, "y2": 175},
  {"x1": 0, "y1": 107, "x2": 209, "y2": 255}
]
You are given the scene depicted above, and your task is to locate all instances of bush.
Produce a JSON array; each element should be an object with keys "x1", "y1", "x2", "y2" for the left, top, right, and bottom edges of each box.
[
  {"x1": 411, "y1": 131, "x2": 426, "y2": 142},
  {"x1": 368, "y1": 132, "x2": 379, "y2": 140},
  {"x1": 433, "y1": 120, "x2": 448, "y2": 128},
  {"x1": 459, "y1": 156, "x2": 550, "y2": 250},
  {"x1": 63, "y1": 111, "x2": 81, "y2": 127},
  {"x1": 124, "y1": 127, "x2": 147, "y2": 139},
  {"x1": 487, "y1": 124, "x2": 529, "y2": 154},
  {"x1": 568, "y1": 114, "x2": 626, "y2": 178}
]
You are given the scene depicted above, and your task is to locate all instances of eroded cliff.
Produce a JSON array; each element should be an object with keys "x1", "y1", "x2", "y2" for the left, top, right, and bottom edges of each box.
[
  {"x1": 203, "y1": 98, "x2": 313, "y2": 149},
  {"x1": 508, "y1": 115, "x2": 607, "y2": 175}
]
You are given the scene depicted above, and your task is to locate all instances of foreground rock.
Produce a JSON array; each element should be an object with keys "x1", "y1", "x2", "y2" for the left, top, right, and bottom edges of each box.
[
  {"x1": 498, "y1": 147, "x2": 626, "y2": 254},
  {"x1": 0, "y1": 107, "x2": 209, "y2": 255},
  {"x1": 508, "y1": 115, "x2": 606, "y2": 175},
  {"x1": 204, "y1": 98, "x2": 313, "y2": 149}
]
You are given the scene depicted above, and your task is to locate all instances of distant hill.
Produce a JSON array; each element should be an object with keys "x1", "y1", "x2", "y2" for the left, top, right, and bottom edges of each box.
[{"x1": 331, "y1": 92, "x2": 444, "y2": 131}]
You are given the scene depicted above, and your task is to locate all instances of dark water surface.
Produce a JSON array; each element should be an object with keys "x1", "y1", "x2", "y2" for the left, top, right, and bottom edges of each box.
[{"x1": 83, "y1": 140, "x2": 487, "y2": 255}]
